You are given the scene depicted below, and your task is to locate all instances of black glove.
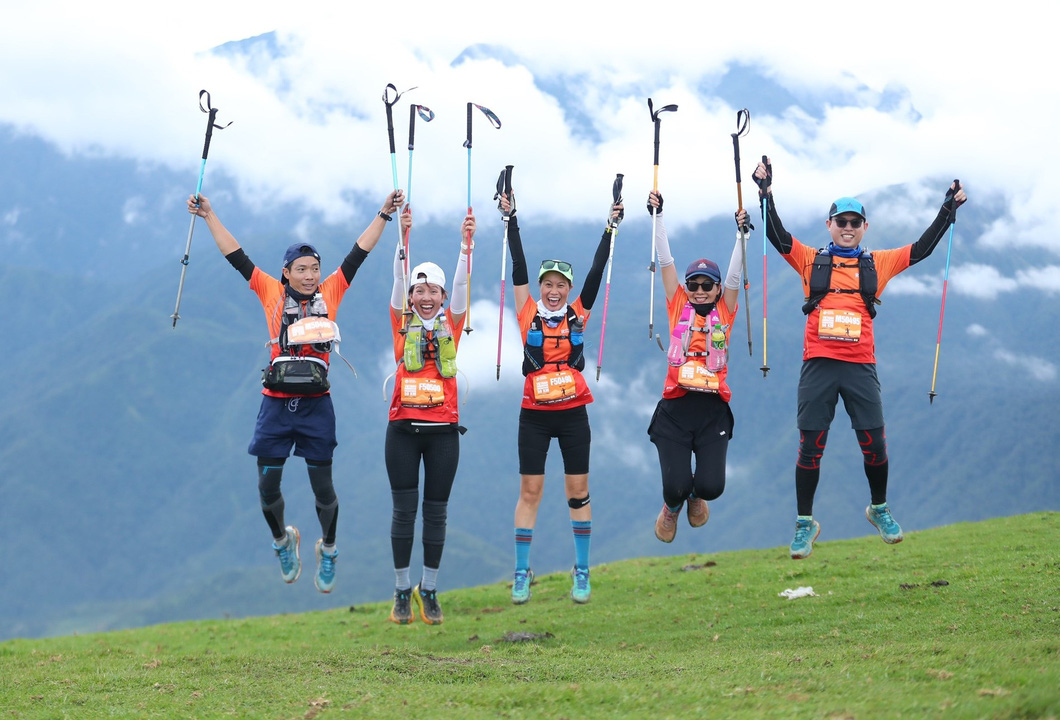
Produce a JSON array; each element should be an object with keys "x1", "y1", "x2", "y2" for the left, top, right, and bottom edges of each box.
[
  {"x1": 647, "y1": 191, "x2": 663, "y2": 215},
  {"x1": 734, "y1": 210, "x2": 754, "y2": 233},
  {"x1": 754, "y1": 157, "x2": 772, "y2": 196},
  {"x1": 944, "y1": 179, "x2": 964, "y2": 208},
  {"x1": 608, "y1": 201, "x2": 624, "y2": 229}
]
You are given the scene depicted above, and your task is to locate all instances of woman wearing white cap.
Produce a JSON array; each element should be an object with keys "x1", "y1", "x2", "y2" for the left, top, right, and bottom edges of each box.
[
  {"x1": 646, "y1": 190, "x2": 746, "y2": 545},
  {"x1": 498, "y1": 191, "x2": 623, "y2": 606},
  {"x1": 384, "y1": 211, "x2": 476, "y2": 626}
]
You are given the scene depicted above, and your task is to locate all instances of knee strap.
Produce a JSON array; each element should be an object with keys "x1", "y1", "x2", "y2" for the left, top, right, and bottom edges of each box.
[
  {"x1": 422, "y1": 500, "x2": 448, "y2": 546},
  {"x1": 391, "y1": 489, "x2": 419, "y2": 539},
  {"x1": 858, "y1": 427, "x2": 888, "y2": 466},
  {"x1": 567, "y1": 494, "x2": 590, "y2": 509}
]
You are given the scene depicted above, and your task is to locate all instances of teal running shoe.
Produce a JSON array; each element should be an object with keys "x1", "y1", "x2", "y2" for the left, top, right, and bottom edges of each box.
[
  {"x1": 789, "y1": 517, "x2": 821, "y2": 560},
  {"x1": 570, "y1": 566, "x2": 591, "y2": 604},
  {"x1": 866, "y1": 503, "x2": 904, "y2": 544},
  {"x1": 413, "y1": 584, "x2": 444, "y2": 625},
  {"x1": 272, "y1": 526, "x2": 301, "y2": 583},
  {"x1": 389, "y1": 588, "x2": 414, "y2": 625},
  {"x1": 511, "y1": 569, "x2": 534, "y2": 605},
  {"x1": 314, "y1": 540, "x2": 338, "y2": 593}
]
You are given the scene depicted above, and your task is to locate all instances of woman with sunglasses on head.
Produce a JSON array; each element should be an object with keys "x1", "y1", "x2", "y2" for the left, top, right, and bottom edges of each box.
[
  {"x1": 498, "y1": 191, "x2": 623, "y2": 605},
  {"x1": 384, "y1": 210, "x2": 477, "y2": 626},
  {"x1": 751, "y1": 157, "x2": 966, "y2": 560},
  {"x1": 646, "y1": 190, "x2": 746, "y2": 545}
]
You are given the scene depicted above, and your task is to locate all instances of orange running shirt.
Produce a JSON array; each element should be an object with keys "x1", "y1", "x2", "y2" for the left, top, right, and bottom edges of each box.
[{"x1": 781, "y1": 237, "x2": 911, "y2": 364}]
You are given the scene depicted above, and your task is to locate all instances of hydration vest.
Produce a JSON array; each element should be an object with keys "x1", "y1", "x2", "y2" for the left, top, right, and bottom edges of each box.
[
  {"x1": 402, "y1": 315, "x2": 458, "y2": 378},
  {"x1": 522, "y1": 305, "x2": 585, "y2": 377},
  {"x1": 803, "y1": 250, "x2": 880, "y2": 319},
  {"x1": 263, "y1": 291, "x2": 333, "y2": 394}
]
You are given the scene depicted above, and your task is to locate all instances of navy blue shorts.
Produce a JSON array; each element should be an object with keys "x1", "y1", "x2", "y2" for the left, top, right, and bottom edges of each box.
[{"x1": 248, "y1": 394, "x2": 338, "y2": 461}]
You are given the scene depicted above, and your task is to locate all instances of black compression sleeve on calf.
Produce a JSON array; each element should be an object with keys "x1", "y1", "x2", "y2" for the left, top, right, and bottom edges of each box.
[
  {"x1": 908, "y1": 203, "x2": 954, "y2": 265},
  {"x1": 508, "y1": 215, "x2": 529, "y2": 286},
  {"x1": 763, "y1": 195, "x2": 794, "y2": 255},
  {"x1": 340, "y1": 245, "x2": 371, "y2": 283},
  {"x1": 225, "y1": 248, "x2": 256, "y2": 281},
  {"x1": 578, "y1": 231, "x2": 611, "y2": 311}
]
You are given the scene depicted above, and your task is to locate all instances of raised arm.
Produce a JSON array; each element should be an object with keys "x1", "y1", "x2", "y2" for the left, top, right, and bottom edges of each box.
[
  {"x1": 753, "y1": 157, "x2": 794, "y2": 255},
  {"x1": 501, "y1": 193, "x2": 531, "y2": 311},
  {"x1": 188, "y1": 194, "x2": 255, "y2": 281},
  {"x1": 909, "y1": 181, "x2": 968, "y2": 265},
  {"x1": 449, "y1": 213, "x2": 476, "y2": 324},
  {"x1": 648, "y1": 191, "x2": 679, "y2": 301}
]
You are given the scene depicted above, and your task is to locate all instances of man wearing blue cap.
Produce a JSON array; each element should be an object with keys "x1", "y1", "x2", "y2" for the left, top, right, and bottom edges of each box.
[
  {"x1": 188, "y1": 189, "x2": 404, "y2": 591},
  {"x1": 747, "y1": 159, "x2": 966, "y2": 559}
]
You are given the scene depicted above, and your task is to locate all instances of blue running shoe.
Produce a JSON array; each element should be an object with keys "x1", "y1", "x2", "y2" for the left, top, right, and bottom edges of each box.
[
  {"x1": 789, "y1": 517, "x2": 821, "y2": 560},
  {"x1": 570, "y1": 566, "x2": 591, "y2": 604},
  {"x1": 866, "y1": 503, "x2": 904, "y2": 544},
  {"x1": 389, "y1": 588, "x2": 414, "y2": 625},
  {"x1": 412, "y1": 584, "x2": 444, "y2": 625},
  {"x1": 314, "y1": 540, "x2": 338, "y2": 593},
  {"x1": 511, "y1": 569, "x2": 534, "y2": 605},
  {"x1": 272, "y1": 526, "x2": 301, "y2": 583}
]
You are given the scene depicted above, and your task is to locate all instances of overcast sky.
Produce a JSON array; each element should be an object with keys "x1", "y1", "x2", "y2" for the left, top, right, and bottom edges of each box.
[{"x1": 2, "y1": 1, "x2": 1058, "y2": 298}]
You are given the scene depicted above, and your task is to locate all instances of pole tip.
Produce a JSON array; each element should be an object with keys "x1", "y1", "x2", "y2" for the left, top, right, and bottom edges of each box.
[
  {"x1": 928, "y1": 391, "x2": 937, "y2": 404},
  {"x1": 496, "y1": 366, "x2": 501, "y2": 381},
  {"x1": 596, "y1": 367, "x2": 601, "y2": 381},
  {"x1": 464, "y1": 327, "x2": 474, "y2": 335},
  {"x1": 760, "y1": 365, "x2": 770, "y2": 377},
  {"x1": 170, "y1": 314, "x2": 179, "y2": 327}
]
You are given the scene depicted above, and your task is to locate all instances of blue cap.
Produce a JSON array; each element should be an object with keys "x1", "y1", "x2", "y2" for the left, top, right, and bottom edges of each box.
[
  {"x1": 829, "y1": 197, "x2": 866, "y2": 220},
  {"x1": 282, "y1": 243, "x2": 321, "y2": 269},
  {"x1": 684, "y1": 258, "x2": 721, "y2": 283}
]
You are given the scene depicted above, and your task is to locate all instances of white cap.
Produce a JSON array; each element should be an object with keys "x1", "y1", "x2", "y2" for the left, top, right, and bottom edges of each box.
[{"x1": 410, "y1": 261, "x2": 446, "y2": 290}]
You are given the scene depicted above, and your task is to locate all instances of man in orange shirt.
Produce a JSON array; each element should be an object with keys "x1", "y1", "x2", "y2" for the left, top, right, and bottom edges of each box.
[
  {"x1": 189, "y1": 189, "x2": 404, "y2": 592},
  {"x1": 749, "y1": 159, "x2": 966, "y2": 559}
]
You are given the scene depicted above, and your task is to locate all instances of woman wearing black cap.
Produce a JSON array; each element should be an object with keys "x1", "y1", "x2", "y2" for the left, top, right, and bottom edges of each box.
[
  {"x1": 646, "y1": 190, "x2": 745, "y2": 543},
  {"x1": 188, "y1": 189, "x2": 404, "y2": 594},
  {"x1": 498, "y1": 191, "x2": 623, "y2": 606}
]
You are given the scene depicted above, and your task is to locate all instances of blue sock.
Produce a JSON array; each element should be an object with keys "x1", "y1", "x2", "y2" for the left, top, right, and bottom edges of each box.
[
  {"x1": 515, "y1": 527, "x2": 533, "y2": 572},
  {"x1": 572, "y1": 520, "x2": 591, "y2": 570}
]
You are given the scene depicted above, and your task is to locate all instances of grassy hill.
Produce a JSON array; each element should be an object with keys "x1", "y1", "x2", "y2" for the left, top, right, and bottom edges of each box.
[{"x1": 2, "y1": 512, "x2": 1057, "y2": 719}]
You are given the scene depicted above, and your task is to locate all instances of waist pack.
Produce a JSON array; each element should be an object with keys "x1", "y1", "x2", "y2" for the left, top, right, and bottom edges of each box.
[{"x1": 262, "y1": 356, "x2": 330, "y2": 394}]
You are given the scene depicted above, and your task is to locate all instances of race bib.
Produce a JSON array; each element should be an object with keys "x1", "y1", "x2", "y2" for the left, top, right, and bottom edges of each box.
[
  {"x1": 817, "y1": 308, "x2": 862, "y2": 343},
  {"x1": 532, "y1": 370, "x2": 577, "y2": 404},
  {"x1": 401, "y1": 377, "x2": 445, "y2": 408},
  {"x1": 677, "y1": 361, "x2": 720, "y2": 393},
  {"x1": 286, "y1": 317, "x2": 340, "y2": 345}
]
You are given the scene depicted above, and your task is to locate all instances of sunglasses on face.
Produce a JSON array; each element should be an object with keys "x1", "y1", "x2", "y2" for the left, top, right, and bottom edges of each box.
[
  {"x1": 686, "y1": 278, "x2": 716, "y2": 293},
  {"x1": 540, "y1": 259, "x2": 572, "y2": 275},
  {"x1": 833, "y1": 217, "x2": 864, "y2": 229}
]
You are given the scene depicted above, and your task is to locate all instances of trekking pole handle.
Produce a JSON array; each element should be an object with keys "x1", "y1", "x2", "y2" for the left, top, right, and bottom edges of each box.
[
  {"x1": 613, "y1": 173, "x2": 624, "y2": 204},
  {"x1": 465, "y1": 102, "x2": 473, "y2": 149},
  {"x1": 504, "y1": 164, "x2": 513, "y2": 196}
]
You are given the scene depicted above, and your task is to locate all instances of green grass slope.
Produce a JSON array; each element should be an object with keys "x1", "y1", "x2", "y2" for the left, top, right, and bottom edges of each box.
[{"x1": 3, "y1": 513, "x2": 1057, "y2": 719}]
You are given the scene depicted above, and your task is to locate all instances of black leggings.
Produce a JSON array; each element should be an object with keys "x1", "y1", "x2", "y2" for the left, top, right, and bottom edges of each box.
[
  {"x1": 648, "y1": 393, "x2": 734, "y2": 508},
  {"x1": 384, "y1": 422, "x2": 460, "y2": 570}
]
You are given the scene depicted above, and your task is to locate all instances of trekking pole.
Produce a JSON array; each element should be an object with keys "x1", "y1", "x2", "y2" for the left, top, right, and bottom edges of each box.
[
  {"x1": 647, "y1": 98, "x2": 678, "y2": 346},
  {"x1": 401, "y1": 101, "x2": 435, "y2": 333},
  {"x1": 596, "y1": 173, "x2": 624, "y2": 380},
  {"x1": 758, "y1": 155, "x2": 771, "y2": 377},
  {"x1": 730, "y1": 108, "x2": 753, "y2": 356},
  {"x1": 928, "y1": 179, "x2": 961, "y2": 404},
  {"x1": 382, "y1": 84, "x2": 414, "y2": 328},
  {"x1": 462, "y1": 101, "x2": 503, "y2": 335},
  {"x1": 171, "y1": 90, "x2": 231, "y2": 327},
  {"x1": 495, "y1": 164, "x2": 514, "y2": 380}
]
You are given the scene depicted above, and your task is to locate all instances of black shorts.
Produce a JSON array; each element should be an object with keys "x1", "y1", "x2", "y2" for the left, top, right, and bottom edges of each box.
[
  {"x1": 647, "y1": 392, "x2": 734, "y2": 447},
  {"x1": 518, "y1": 405, "x2": 591, "y2": 476},
  {"x1": 797, "y1": 357, "x2": 884, "y2": 431}
]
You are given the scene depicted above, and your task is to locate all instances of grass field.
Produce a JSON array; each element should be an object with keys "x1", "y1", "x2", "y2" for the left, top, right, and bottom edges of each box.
[{"x1": 2, "y1": 512, "x2": 1057, "y2": 719}]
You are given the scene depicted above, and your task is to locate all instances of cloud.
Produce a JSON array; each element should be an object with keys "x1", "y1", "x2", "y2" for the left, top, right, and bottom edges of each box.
[
  {"x1": 966, "y1": 324, "x2": 987, "y2": 338},
  {"x1": 2, "y1": 1, "x2": 1058, "y2": 256},
  {"x1": 993, "y1": 350, "x2": 1058, "y2": 383}
]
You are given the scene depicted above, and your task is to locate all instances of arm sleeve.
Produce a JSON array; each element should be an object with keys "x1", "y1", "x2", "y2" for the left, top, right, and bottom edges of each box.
[
  {"x1": 450, "y1": 251, "x2": 469, "y2": 315},
  {"x1": 908, "y1": 201, "x2": 957, "y2": 265},
  {"x1": 723, "y1": 230, "x2": 745, "y2": 290},
  {"x1": 654, "y1": 213, "x2": 674, "y2": 268},
  {"x1": 578, "y1": 229, "x2": 612, "y2": 311},
  {"x1": 390, "y1": 245, "x2": 405, "y2": 310},
  {"x1": 340, "y1": 244, "x2": 370, "y2": 284},
  {"x1": 762, "y1": 195, "x2": 794, "y2": 255},
  {"x1": 508, "y1": 214, "x2": 529, "y2": 286},
  {"x1": 224, "y1": 248, "x2": 256, "y2": 282}
]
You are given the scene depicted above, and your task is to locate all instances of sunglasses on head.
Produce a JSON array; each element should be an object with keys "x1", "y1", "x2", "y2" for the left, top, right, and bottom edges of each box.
[
  {"x1": 833, "y1": 217, "x2": 864, "y2": 229},
  {"x1": 540, "y1": 259, "x2": 572, "y2": 275},
  {"x1": 686, "y1": 278, "x2": 716, "y2": 293}
]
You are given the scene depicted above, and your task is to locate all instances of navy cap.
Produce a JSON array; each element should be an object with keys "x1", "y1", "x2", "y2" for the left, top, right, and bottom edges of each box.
[
  {"x1": 282, "y1": 243, "x2": 321, "y2": 269},
  {"x1": 828, "y1": 197, "x2": 867, "y2": 220},
  {"x1": 684, "y1": 258, "x2": 721, "y2": 283}
]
